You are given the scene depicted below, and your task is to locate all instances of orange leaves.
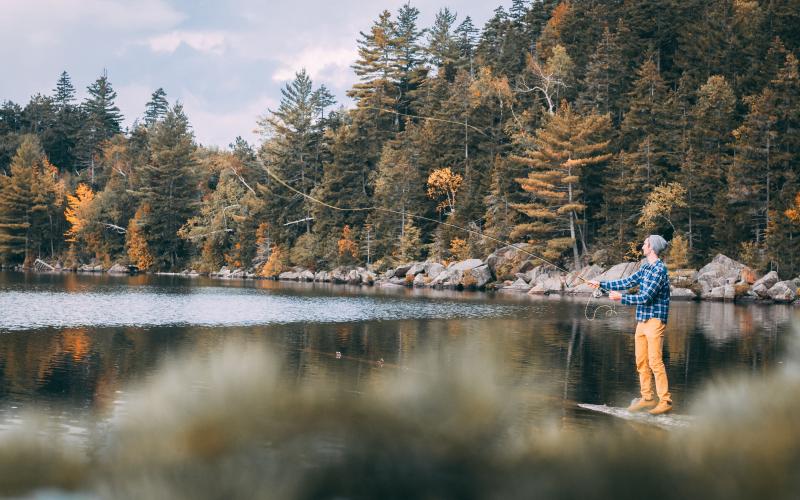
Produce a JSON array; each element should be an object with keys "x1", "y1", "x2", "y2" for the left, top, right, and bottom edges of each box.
[
  {"x1": 426, "y1": 167, "x2": 463, "y2": 214},
  {"x1": 126, "y1": 205, "x2": 154, "y2": 270},
  {"x1": 260, "y1": 245, "x2": 287, "y2": 278},
  {"x1": 64, "y1": 184, "x2": 95, "y2": 243},
  {"x1": 337, "y1": 225, "x2": 359, "y2": 259},
  {"x1": 786, "y1": 192, "x2": 800, "y2": 222}
]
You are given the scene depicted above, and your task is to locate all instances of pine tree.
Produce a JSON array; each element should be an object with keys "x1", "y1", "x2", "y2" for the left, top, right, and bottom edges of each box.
[
  {"x1": 144, "y1": 88, "x2": 169, "y2": 126},
  {"x1": 577, "y1": 23, "x2": 628, "y2": 122},
  {"x1": 0, "y1": 135, "x2": 65, "y2": 264},
  {"x1": 427, "y1": 8, "x2": 459, "y2": 81},
  {"x1": 53, "y1": 71, "x2": 76, "y2": 109},
  {"x1": 454, "y1": 16, "x2": 479, "y2": 75},
  {"x1": 683, "y1": 75, "x2": 737, "y2": 258},
  {"x1": 512, "y1": 103, "x2": 611, "y2": 269},
  {"x1": 80, "y1": 71, "x2": 124, "y2": 183},
  {"x1": 259, "y1": 70, "x2": 329, "y2": 246},
  {"x1": 136, "y1": 104, "x2": 198, "y2": 270}
]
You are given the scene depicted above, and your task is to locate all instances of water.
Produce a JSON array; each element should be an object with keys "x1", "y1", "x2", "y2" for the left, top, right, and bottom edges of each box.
[{"x1": 0, "y1": 270, "x2": 796, "y2": 430}]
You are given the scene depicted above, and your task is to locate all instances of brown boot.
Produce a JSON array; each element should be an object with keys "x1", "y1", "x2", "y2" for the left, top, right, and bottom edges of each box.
[
  {"x1": 627, "y1": 398, "x2": 657, "y2": 412},
  {"x1": 648, "y1": 400, "x2": 673, "y2": 415}
]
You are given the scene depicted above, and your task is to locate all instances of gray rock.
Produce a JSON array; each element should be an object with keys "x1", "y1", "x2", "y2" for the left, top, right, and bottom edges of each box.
[
  {"x1": 347, "y1": 269, "x2": 362, "y2": 285},
  {"x1": 752, "y1": 270, "x2": 780, "y2": 290},
  {"x1": 448, "y1": 259, "x2": 484, "y2": 272},
  {"x1": 314, "y1": 271, "x2": 329, "y2": 282},
  {"x1": 425, "y1": 262, "x2": 445, "y2": 279},
  {"x1": 528, "y1": 276, "x2": 563, "y2": 295},
  {"x1": 768, "y1": 281, "x2": 797, "y2": 303},
  {"x1": 384, "y1": 269, "x2": 396, "y2": 279},
  {"x1": 486, "y1": 244, "x2": 534, "y2": 280},
  {"x1": 379, "y1": 282, "x2": 405, "y2": 288},
  {"x1": 413, "y1": 273, "x2": 427, "y2": 287},
  {"x1": 500, "y1": 278, "x2": 532, "y2": 292},
  {"x1": 230, "y1": 269, "x2": 245, "y2": 278},
  {"x1": 299, "y1": 270, "x2": 315, "y2": 282},
  {"x1": 388, "y1": 277, "x2": 407, "y2": 286},
  {"x1": 461, "y1": 265, "x2": 492, "y2": 289},
  {"x1": 697, "y1": 254, "x2": 746, "y2": 287},
  {"x1": 751, "y1": 282, "x2": 770, "y2": 299},
  {"x1": 407, "y1": 262, "x2": 426, "y2": 276},
  {"x1": 670, "y1": 287, "x2": 697, "y2": 300},
  {"x1": 595, "y1": 261, "x2": 641, "y2": 283},
  {"x1": 107, "y1": 263, "x2": 128, "y2": 274},
  {"x1": 567, "y1": 264, "x2": 605, "y2": 294},
  {"x1": 359, "y1": 270, "x2": 375, "y2": 285},
  {"x1": 278, "y1": 271, "x2": 299, "y2": 281},
  {"x1": 394, "y1": 263, "x2": 413, "y2": 277}
]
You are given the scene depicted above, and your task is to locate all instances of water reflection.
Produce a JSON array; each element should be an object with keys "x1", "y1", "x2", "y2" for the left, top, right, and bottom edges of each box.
[{"x1": 0, "y1": 271, "x2": 796, "y2": 428}]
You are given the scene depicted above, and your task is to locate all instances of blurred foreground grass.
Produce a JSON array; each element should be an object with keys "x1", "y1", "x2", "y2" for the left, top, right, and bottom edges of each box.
[{"x1": 1, "y1": 330, "x2": 798, "y2": 500}]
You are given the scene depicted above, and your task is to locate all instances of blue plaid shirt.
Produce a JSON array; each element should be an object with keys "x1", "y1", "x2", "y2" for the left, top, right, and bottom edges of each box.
[{"x1": 601, "y1": 259, "x2": 670, "y2": 324}]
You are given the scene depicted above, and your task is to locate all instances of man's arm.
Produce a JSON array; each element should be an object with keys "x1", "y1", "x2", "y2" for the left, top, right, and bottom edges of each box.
[
  {"x1": 621, "y1": 266, "x2": 666, "y2": 305},
  {"x1": 600, "y1": 268, "x2": 643, "y2": 291}
]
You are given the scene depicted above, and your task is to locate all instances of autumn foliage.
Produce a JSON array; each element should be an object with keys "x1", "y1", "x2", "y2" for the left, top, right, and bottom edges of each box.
[
  {"x1": 337, "y1": 225, "x2": 359, "y2": 260},
  {"x1": 126, "y1": 205, "x2": 154, "y2": 270},
  {"x1": 260, "y1": 245, "x2": 287, "y2": 278},
  {"x1": 64, "y1": 184, "x2": 95, "y2": 243},
  {"x1": 426, "y1": 167, "x2": 463, "y2": 214}
]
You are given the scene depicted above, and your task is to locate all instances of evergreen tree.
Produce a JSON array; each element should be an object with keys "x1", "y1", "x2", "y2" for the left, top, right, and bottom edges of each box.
[
  {"x1": 144, "y1": 88, "x2": 169, "y2": 126},
  {"x1": 427, "y1": 8, "x2": 459, "y2": 81},
  {"x1": 577, "y1": 23, "x2": 628, "y2": 123},
  {"x1": 136, "y1": 104, "x2": 197, "y2": 270},
  {"x1": 512, "y1": 103, "x2": 611, "y2": 269},
  {"x1": 53, "y1": 71, "x2": 76, "y2": 109},
  {"x1": 454, "y1": 16, "x2": 479, "y2": 75},
  {"x1": 80, "y1": 71, "x2": 124, "y2": 183},
  {"x1": 0, "y1": 135, "x2": 65, "y2": 264}
]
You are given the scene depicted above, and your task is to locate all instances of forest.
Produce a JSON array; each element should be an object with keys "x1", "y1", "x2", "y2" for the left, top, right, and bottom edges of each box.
[{"x1": 1, "y1": 0, "x2": 799, "y2": 276}]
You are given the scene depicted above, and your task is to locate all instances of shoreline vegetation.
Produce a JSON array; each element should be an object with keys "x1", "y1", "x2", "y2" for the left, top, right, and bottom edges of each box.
[{"x1": 7, "y1": 246, "x2": 799, "y2": 306}]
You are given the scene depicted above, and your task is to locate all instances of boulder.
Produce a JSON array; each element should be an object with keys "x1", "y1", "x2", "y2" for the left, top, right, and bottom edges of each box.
[
  {"x1": 93, "y1": 265, "x2": 104, "y2": 272},
  {"x1": 407, "y1": 262, "x2": 427, "y2": 276},
  {"x1": 500, "y1": 278, "x2": 532, "y2": 292},
  {"x1": 566, "y1": 265, "x2": 605, "y2": 294},
  {"x1": 528, "y1": 276, "x2": 563, "y2": 295},
  {"x1": 394, "y1": 263, "x2": 413, "y2": 277},
  {"x1": 379, "y1": 282, "x2": 405, "y2": 288},
  {"x1": 278, "y1": 271, "x2": 299, "y2": 281},
  {"x1": 330, "y1": 267, "x2": 349, "y2": 284},
  {"x1": 669, "y1": 269, "x2": 698, "y2": 288},
  {"x1": 751, "y1": 283, "x2": 771, "y2": 299},
  {"x1": 359, "y1": 270, "x2": 375, "y2": 285},
  {"x1": 460, "y1": 265, "x2": 492, "y2": 289},
  {"x1": 388, "y1": 277, "x2": 407, "y2": 286},
  {"x1": 697, "y1": 254, "x2": 746, "y2": 287},
  {"x1": 595, "y1": 261, "x2": 641, "y2": 283},
  {"x1": 486, "y1": 244, "x2": 535, "y2": 280},
  {"x1": 230, "y1": 269, "x2": 245, "y2": 278},
  {"x1": 299, "y1": 270, "x2": 315, "y2": 282},
  {"x1": 768, "y1": 281, "x2": 797, "y2": 303},
  {"x1": 753, "y1": 271, "x2": 780, "y2": 290},
  {"x1": 704, "y1": 285, "x2": 735, "y2": 301},
  {"x1": 347, "y1": 269, "x2": 362, "y2": 285},
  {"x1": 670, "y1": 287, "x2": 697, "y2": 300},
  {"x1": 314, "y1": 271, "x2": 329, "y2": 282},
  {"x1": 413, "y1": 273, "x2": 427, "y2": 287},
  {"x1": 107, "y1": 263, "x2": 128, "y2": 274},
  {"x1": 384, "y1": 269, "x2": 396, "y2": 279},
  {"x1": 448, "y1": 259, "x2": 484, "y2": 272},
  {"x1": 424, "y1": 262, "x2": 445, "y2": 279}
]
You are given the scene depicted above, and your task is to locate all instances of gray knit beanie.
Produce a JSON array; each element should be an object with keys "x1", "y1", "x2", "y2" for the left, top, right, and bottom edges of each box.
[{"x1": 648, "y1": 235, "x2": 668, "y2": 256}]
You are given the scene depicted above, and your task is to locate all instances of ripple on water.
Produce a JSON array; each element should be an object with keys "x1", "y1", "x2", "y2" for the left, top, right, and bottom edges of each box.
[{"x1": 0, "y1": 287, "x2": 522, "y2": 331}]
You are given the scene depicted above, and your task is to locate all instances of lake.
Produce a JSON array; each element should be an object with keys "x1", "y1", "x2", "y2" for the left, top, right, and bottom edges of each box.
[{"x1": 0, "y1": 270, "x2": 795, "y2": 430}]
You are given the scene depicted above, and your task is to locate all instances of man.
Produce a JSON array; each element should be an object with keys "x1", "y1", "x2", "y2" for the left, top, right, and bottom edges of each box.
[{"x1": 589, "y1": 235, "x2": 672, "y2": 415}]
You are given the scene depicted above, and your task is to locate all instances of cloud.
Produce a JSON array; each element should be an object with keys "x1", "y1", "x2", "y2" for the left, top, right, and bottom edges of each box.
[
  {"x1": 272, "y1": 46, "x2": 358, "y2": 87},
  {"x1": 146, "y1": 31, "x2": 231, "y2": 55},
  {"x1": 179, "y1": 92, "x2": 277, "y2": 148}
]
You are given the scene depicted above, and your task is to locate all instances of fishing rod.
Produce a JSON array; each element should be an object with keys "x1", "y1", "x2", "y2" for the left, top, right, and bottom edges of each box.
[{"x1": 261, "y1": 165, "x2": 617, "y2": 320}]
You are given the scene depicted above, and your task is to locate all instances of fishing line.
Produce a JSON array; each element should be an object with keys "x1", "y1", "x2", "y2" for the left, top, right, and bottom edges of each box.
[{"x1": 262, "y1": 165, "x2": 617, "y2": 321}]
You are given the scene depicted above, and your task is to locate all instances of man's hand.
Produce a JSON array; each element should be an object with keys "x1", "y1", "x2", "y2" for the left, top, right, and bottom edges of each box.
[
  {"x1": 587, "y1": 280, "x2": 600, "y2": 289},
  {"x1": 609, "y1": 291, "x2": 622, "y2": 301}
]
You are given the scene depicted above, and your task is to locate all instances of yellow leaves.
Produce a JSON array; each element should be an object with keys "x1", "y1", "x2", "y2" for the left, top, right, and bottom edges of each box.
[
  {"x1": 637, "y1": 183, "x2": 688, "y2": 232},
  {"x1": 426, "y1": 167, "x2": 463, "y2": 214},
  {"x1": 666, "y1": 234, "x2": 690, "y2": 269},
  {"x1": 337, "y1": 225, "x2": 359, "y2": 259},
  {"x1": 64, "y1": 184, "x2": 95, "y2": 243},
  {"x1": 126, "y1": 205, "x2": 154, "y2": 270}
]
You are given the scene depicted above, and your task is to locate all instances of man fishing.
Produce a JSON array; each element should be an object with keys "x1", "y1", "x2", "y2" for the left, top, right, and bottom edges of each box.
[{"x1": 589, "y1": 235, "x2": 672, "y2": 415}]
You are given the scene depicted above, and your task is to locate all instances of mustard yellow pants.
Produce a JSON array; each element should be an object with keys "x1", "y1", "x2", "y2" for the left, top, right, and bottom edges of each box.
[{"x1": 634, "y1": 318, "x2": 671, "y2": 403}]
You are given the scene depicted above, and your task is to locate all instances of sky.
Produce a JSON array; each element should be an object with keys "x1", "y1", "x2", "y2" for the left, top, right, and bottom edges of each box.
[{"x1": 1, "y1": 0, "x2": 498, "y2": 148}]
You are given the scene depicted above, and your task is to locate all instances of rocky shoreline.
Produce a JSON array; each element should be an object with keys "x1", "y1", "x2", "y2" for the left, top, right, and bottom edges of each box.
[{"x1": 6, "y1": 246, "x2": 799, "y2": 306}]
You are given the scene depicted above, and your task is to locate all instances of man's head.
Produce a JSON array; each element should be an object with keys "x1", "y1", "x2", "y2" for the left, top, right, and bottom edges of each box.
[{"x1": 642, "y1": 235, "x2": 668, "y2": 258}]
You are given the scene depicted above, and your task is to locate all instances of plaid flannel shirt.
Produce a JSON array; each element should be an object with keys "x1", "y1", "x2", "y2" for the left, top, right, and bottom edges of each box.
[{"x1": 600, "y1": 259, "x2": 670, "y2": 324}]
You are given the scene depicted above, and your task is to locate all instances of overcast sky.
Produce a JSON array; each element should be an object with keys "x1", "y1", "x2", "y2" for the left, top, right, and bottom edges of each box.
[{"x1": 2, "y1": 0, "x2": 498, "y2": 148}]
